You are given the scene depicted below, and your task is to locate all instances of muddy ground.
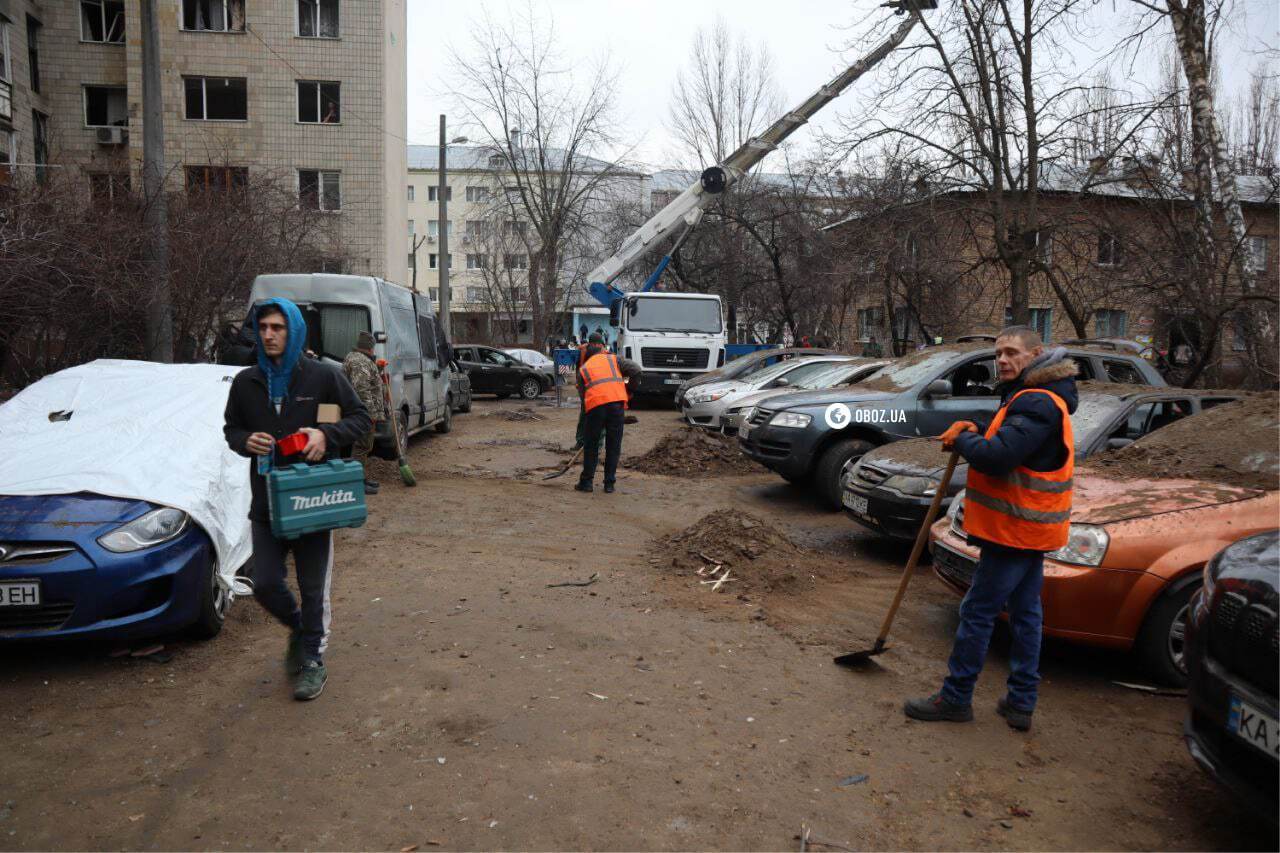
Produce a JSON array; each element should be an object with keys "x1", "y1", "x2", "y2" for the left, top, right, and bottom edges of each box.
[{"x1": 1, "y1": 396, "x2": 1275, "y2": 851}]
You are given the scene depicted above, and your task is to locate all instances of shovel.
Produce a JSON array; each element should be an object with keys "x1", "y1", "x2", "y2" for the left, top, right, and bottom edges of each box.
[
  {"x1": 542, "y1": 446, "x2": 584, "y2": 480},
  {"x1": 834, "y1": 448, "x2": 961, "y2": 668}
]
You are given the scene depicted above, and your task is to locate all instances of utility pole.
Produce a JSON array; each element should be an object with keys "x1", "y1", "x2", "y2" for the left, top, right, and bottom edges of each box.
[
  {"x1": 437, "y1": 114, "x2": 451, "y2": 339},
  {"x1": 140, "y1": 0, "x2": 172, "y2": 362}
]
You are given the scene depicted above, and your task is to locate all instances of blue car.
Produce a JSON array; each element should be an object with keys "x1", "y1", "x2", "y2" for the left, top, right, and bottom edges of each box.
[{"x1": 0, "y1": 493, "x2": 230, "y2": 642}]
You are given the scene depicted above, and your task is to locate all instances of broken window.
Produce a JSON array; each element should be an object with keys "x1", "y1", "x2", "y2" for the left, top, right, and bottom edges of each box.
[
  {"x1": 183, "y1": 76, "x2": 247, "y2": 120},
  {"x1": 89, "y1": 172, "x2": 130, "y2": 202},
  {"x1": 298, "y1": 169, "x2": 340, "y2": 211},
  {"x1": 297, "y1": 0, "x2": 338, "y2": 38},
  {"x1": 84, "y1": 85, "x2": 128, "y2": 127},
  {"x1": 81, "y1": 0, "x2": 125, "y2": 43},
  {"x1": 182, "y1": 0, "x2": 246, "y2": 32},
  {"x1": 26, "y1": 16, "x2": 40, "y2": 94},
  {"x1": 297, "y1": 80, "x2": 340, "y2": 123},
  {"x1": 184, "y1": 165, "x2": 248, "y2": 193}
]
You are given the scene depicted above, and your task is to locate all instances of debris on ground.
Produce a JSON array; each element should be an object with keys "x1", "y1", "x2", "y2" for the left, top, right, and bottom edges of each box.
[
  {"x1": 501, "y1": 408, "x2": 545, "y2": 422},
  {"x1": 837, "y1": 774, "x2": 869, "y2": 787},
  {"x1": 627, "y1": 427, "x2": 764, "y2": 477},
  {"x1": 546, "y1": 572, "x2": 599, "y2": 588},
  {"x1": 653, "y1": 509, "x2": 823, "y2": 595},
  {"x1": 1084, "y1": 392, "x2": 1278, "y2": 490}
]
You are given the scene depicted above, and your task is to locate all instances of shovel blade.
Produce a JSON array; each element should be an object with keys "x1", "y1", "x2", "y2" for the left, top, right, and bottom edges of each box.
[{"x1": 833, "y1": 642, "x2": 889, "y2": 668}]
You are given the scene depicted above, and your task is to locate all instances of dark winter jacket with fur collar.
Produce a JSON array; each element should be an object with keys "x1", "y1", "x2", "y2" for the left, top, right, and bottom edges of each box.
[{"x1": 953, "y1": 348, "x2": 1080, "y2": 477}]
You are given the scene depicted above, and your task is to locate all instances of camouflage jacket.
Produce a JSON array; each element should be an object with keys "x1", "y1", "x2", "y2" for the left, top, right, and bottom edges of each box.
[{"x1": 342, "y1": 350, "x2": 386, "y2": 421}]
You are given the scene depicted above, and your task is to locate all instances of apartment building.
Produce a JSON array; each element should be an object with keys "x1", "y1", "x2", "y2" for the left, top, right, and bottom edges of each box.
[
  {"x1": 1, "y1": 0, "x2": 407, "y2": 284},
  {"x1": 407, "y1": 143, "x2": 646, "y2": 345}
]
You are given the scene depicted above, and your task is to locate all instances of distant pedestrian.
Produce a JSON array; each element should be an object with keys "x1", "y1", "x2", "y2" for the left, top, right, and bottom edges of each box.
[
  {"x1": 342, "y1": 331, "x2": 388, "y2": 494},
  {"x1": 575, "y1": 341, "x2": 641, "y2": 494}
]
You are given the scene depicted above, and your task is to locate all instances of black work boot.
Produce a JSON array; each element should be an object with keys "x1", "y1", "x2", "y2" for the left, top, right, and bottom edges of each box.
[
  {"x1": 903, "y1": 692, "x2": 973, "y2": 723},
  {"x1": 364, "y1": 480, "x2": 380, "y2": 495},
  {"x1": 574, "y1": 480, "x2": 593, "y2": 493},
  {"x1": 603, "y1": 482, "x2": 615, "y2": 494},
  {"x1": 996, "y1": 697, "x2": 1034, "y2": 731}
]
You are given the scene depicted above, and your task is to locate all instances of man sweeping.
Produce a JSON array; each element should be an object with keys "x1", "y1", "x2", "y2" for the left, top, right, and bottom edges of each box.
[
  {"x1": 574, "y1": 340, "x2": 640, "y2": 494},
  {"x1": 223, "y1": 298, "x2": 371, "y2": 701},
  {"x1": 903, "y1": 326, "x2": 1078, "y2": 732}
]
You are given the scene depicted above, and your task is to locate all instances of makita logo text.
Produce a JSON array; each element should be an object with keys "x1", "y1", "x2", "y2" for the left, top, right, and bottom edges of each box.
[{"x1": 290, "y1": 490, "x2": 357, "y2": 511}]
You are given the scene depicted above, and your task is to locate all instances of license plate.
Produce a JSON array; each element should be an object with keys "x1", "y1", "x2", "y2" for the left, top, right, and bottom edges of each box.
[
  {"x1": 664, "y1": 379, "x2": 683, "y2": 385},
  {"x1": 843, "y1": 493, "x2": 869, "y2": 515},
  {"x1": 0, "y1": 581, "x2": 41, "y2": 607},
  {"x1": 1228, "y1": 696, "x2": 1280, "y2": 758}
]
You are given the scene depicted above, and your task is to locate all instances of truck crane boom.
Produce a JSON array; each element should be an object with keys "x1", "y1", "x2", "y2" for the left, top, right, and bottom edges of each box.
[{"x1": 586, "y1": 4, "x2": 929, "y2": 309}]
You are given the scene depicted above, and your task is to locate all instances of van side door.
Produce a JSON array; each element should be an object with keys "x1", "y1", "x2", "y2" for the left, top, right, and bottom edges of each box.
[
  {"x1": 382, "y1": 283, "x2": 424, "y2": 429},
  {"x1": 413, "y1": 293, "x2": 443, "y2": 421}
]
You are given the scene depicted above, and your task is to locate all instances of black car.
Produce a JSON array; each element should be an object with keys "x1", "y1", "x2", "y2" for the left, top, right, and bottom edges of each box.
[
  {"x1": 1184, "y1": 530, "x2": 1279, "y2": 823},
  {"x1": 843, "y1": 385, "x2": 1241, "y2": 540},
  {"x1": 738, "y1": 343, "x2": 1167, "y2": 510},
  {"x1": 454, "y1": 344, "x2": 549, "y2": 400}
]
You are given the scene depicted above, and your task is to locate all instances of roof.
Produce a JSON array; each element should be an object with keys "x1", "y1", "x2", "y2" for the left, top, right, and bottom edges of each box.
[{"x1": 408, "y1": 145, "x2": 628, "y2": 176}]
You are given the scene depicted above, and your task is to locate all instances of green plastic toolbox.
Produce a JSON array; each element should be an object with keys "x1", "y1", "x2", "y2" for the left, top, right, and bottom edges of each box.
[{"x1": 266, "y1": 459, "x2": 368, "y2": 539}]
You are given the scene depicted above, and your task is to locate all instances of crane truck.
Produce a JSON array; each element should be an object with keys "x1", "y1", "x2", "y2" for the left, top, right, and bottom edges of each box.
[{"x1": 583, "y1": 0, "x2": 935, "y2": 399}]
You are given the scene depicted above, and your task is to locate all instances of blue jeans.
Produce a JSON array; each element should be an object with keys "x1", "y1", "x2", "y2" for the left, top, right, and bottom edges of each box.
[{"x1": 941, "y1": 543, "x2": 1044, "y2": 712}]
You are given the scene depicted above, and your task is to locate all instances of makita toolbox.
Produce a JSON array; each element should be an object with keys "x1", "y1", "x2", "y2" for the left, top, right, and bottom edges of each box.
[{"x1": 266, "y1": 459, "x2": 367, "y2": 539}]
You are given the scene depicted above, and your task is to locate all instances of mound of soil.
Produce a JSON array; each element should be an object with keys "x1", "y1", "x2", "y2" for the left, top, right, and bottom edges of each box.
[
  {"x1": 651, "y1": 509, "x2": 820, "y2": 596},
  {"x1": 627, "y1": 427, "x2": 764, "y2": 477},
  {"x1": 1084, "y1": 393, "x2": 1279, "y2": 490}
]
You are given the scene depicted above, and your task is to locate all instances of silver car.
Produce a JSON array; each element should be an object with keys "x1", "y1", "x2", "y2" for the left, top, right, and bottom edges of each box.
[
  {"x1": 681, "y1": 356, "x2": 862, "y2": 430},
  {"x1": 723, "y1": 358, "x2": 891, "y2": 435}
]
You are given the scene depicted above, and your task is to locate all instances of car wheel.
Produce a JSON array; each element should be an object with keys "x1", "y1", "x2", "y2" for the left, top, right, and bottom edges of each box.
[
  {"x1": 1136, "y1": 581, "x2": 1197, "y2": 687},
  {"x1": 188, "y1": 556, "x2": 230, "y2": 640},
  {"x1": 436, "y1": 400, "x2": 453, "y2": 434},
  {"x1": 519, "y1": 377, "x2": 542, "y2": 400},
  {"x1": 460, "y1": 392, "x2": 472, "y2": 413},
  {"x1": 815, "y1": 438, "x2": 874, "y2": 511}
]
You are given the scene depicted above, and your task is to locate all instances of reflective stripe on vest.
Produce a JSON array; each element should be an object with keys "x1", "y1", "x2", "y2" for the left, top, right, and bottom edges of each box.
[
  {"x1": 962, "y1": 388, "x2": 1074, "y2": 551},
  {"x1": 580, "y1": 353, "x2": 629, "y2": 411}
]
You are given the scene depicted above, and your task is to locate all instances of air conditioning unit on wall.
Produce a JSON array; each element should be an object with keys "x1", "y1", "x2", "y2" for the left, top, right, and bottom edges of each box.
[{"x1": 95, "y1": 126, "x2": 127, "y2": 146}]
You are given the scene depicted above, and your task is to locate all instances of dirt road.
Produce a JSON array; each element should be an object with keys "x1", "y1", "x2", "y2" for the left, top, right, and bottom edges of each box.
[{"x1": 1, "y1": 398, "x2": 1273, "y2": 851}]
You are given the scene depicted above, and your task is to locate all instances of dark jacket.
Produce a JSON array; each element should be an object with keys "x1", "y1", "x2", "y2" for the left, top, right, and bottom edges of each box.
[
  {"x1": 954, "y1": 349, "x2": 1079, "y2": 477},
  {"x1": 224, "y1": 357, "x2": 372, "y2": 522}
]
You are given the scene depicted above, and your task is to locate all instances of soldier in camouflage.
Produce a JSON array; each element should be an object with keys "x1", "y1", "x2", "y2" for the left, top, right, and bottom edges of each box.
[{"x1": 342, "y1": 331, "x2": 387, "y2": 494}]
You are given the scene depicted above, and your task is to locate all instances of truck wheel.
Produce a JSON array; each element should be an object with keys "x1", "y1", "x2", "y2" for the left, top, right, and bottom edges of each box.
[
  {"x1": 1135, "y1": 581, "x2": 1197, "y2": 687},
  {"x1": 187, "y1": 555, "x2": 230, "y2": 640},
  {"x1": 519, "y1": 377, "x2": 542, "y2": 400},
  {"x1": 815, "y1": 438, "x2": 873, "y2": 511},
  {"x1": 435, "y1": 400, "x2": 453, "y2": 434}
]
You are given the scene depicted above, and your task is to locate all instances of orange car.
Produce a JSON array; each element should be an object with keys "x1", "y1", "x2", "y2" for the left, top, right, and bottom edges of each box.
[{"x1": 928, "y1": 396, "x2": 1279, "y2": 686}]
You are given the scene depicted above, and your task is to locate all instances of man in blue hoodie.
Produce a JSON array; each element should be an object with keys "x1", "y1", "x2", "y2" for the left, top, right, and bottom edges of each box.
[
  {"x1": 904, "y1": 326, "x2": 1079, "y2": 732},
  {"x1": 223, "y1": 298, "x2": 371, "y2": 701}
]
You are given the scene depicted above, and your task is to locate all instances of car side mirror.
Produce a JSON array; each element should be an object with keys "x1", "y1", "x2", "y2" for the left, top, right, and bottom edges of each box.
[
  {"x1": 608, "y1": 302, "x2": 620, "y2": 327},
  {"x1": 770, "y1": 378, "x2": 790, "y2": 388},
  {"x1": 923, "y1": 379, "x2": 951, "y2": 399},
  {"x1": 1107, "y1": 437, "x2": 1134, "y2": 450},
  {"x1": 373, "y1": 331, "x2": 388, "y2": 344}
]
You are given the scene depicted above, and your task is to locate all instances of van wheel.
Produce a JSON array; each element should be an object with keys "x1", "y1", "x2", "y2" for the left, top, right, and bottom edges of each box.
[
  {"x1": 396, "y1": 410, "x2": 410, "y2": 457},
  {"x1": 436, "y1": 401, "x2": 453, "y2": 434},
  {"x1": 519, "y1": 378, "x2": 542, "y2": 399},
  {"x1": 188, "y1": 555, "x2": 230, "y2": 640},
  {"x1": 1135, "y1": 581, "x2": 1197, "y2": 687},
  {"x1": 815, "y1": 438, "x2": 873, "y2": 511}
]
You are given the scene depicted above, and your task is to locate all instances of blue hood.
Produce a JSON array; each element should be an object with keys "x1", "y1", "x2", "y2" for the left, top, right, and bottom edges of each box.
[{"x1": 252, "y1": 297, "x2": 307, "y2": 403}]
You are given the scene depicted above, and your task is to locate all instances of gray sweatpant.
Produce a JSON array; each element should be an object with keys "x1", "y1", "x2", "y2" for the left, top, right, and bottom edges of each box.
[{"x1": 250, "y1": 521, "x2": 333, "y2": 662}]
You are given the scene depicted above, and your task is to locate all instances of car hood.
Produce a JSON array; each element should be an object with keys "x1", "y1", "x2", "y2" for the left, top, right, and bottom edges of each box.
[
  {"x1": 1071, "y1": 475, "x2": 1268, "y2": 524},
  {"x1": 0, "y1": 493, "x2": 154, "y2": 541},
  {"x1": 763, "y1": 385, "x2": 898, "y2": 410},
  {"x1": 860, "y1": 439, "x2": 954, "y2": 478}
]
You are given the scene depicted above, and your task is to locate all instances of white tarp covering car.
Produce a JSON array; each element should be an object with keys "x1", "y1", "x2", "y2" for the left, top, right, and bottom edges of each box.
[{"x1": 0, "y1": 360, "x2": 251, "y2": 592}]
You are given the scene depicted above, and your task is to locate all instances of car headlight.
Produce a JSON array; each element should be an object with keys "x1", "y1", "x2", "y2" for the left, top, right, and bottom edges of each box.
[
  {"x1": 97, "y1": 507, "x2": 190, "y2": 553},
  {"x1": 769, "y1": 411, "x2": 812, "y2": 429},
  {"x1": 882, "y1": 474, "x2": 939, "y2": 497},
  {"x1": 691, "y1": 389, "x2": 729, "y2": 404},
  {"x1": 1047, "y1": 523, "x2": 1110, "y2": 567},
  {"x1": 946, "y1": 490, "x2": 965, "y2": 520}
]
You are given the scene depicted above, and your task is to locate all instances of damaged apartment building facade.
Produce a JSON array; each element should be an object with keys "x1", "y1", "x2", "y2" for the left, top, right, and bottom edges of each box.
[{"x1": 1, "y1": 0, "x2": 407, "y2": 285}]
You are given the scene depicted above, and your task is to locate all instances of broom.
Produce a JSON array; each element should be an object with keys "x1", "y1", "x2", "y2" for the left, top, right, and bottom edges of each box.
[{"x1": 376, "y1": 359, "x2": 417, "y2": 487}]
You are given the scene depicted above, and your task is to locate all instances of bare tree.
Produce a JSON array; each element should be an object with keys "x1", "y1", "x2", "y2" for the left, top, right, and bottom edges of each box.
[{"x1": 449, "y1": 6, "x2": 635, "y2": 348}]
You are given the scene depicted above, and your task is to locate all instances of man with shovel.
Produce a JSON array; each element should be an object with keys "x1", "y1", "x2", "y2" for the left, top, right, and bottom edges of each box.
[{"x1": 903, "y1": 326, "x2": 1078, "y2": 732}]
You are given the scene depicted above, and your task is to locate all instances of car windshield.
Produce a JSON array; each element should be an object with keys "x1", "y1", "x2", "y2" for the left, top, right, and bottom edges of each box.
[
  {"x1": 1070, "y1": 394, "x2": 1130, "y2": 449},
  {"x1": 799, "y1": 362, "x2": 878, "y2": 389},
  {"x1": 859, "y1": 347, "x2": 978, "y2": 391},
  {"x1": 627, "y1": 296, "x2": 721, "y2": 334},
  {"x1": 747, "y1": 358, "x2": 836, "y2": 385}
]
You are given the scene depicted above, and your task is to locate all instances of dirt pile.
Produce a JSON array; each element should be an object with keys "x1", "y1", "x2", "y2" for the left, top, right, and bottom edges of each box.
[
  {"x1": 626, "y1": 427, "x2": 764, "y2": 477},
  {"x1": 651, "y1": 509, "x2": 825, "y2": 596},
  {"x1": 1084, "y1": 392, "x2": 1279, "y2": 490}
]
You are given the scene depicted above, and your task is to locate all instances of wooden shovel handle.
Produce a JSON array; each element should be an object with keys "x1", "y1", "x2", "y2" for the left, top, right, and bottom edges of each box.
[{"x1": 872, "y1": 449, "x2": 961, "y2": 644}]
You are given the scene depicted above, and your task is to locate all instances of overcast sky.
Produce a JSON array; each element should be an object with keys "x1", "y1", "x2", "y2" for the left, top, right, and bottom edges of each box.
[{"x1": 406, "y1": 0, "x2": 1278, "y2": 171}]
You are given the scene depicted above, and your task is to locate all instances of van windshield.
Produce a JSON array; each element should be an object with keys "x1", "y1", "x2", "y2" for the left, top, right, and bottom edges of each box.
[
  {"x1": 309, "y1": 304, "x2": 371, "y2": 361},
  {"x1": 627, "y1": 297, "x2": 721, "y2": 334}
]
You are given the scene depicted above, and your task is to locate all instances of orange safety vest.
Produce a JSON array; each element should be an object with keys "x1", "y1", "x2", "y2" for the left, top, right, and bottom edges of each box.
[
  {"x1": 579, "y1": 352, "x2": 630, "y2": 412},
  {"x1": 962, "y1": 388, "x2": 1074, "y2": 552}
]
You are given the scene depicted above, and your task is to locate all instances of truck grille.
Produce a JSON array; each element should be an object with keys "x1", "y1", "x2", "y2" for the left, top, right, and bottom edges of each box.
[
  {"x1": 640, "y1": 348, "x2": 709, "y2": 370},
  {"x1": 1209, "y1": 591, "x2": 1279, "y2": 694}
]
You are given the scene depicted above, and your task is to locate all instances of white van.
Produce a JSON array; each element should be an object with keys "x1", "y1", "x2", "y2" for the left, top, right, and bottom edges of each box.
[{"x1": 248, "y1": 273, "x2": 453, "y2": 458}]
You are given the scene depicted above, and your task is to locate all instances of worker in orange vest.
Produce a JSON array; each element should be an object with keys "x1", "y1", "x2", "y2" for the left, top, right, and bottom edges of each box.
[
  {"x1": 904, "y1": 326, "x2": 1078, "y2": 733},
  {"x1": 574, "y1": 341, "x2": 641, "y2": 494}
]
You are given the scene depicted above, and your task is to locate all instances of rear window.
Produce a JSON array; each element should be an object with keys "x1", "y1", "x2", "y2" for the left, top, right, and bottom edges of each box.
[{"x1": 316, "y1": 305, "x2": 370, "y2": 361}]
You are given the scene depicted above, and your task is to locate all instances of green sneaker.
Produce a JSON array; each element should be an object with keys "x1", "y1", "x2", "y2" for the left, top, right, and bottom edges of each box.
[
  {"x1": 285, "y1": 630, "x2": 304, "y2": 676},
  {"x1": 293, "y1": 660, "x2": 327, "y2": 701}
]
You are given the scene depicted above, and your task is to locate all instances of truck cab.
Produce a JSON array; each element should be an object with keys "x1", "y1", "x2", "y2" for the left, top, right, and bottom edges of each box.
[{"x1": 611, "y1": 292, "x2": 726, "y2": 398}]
